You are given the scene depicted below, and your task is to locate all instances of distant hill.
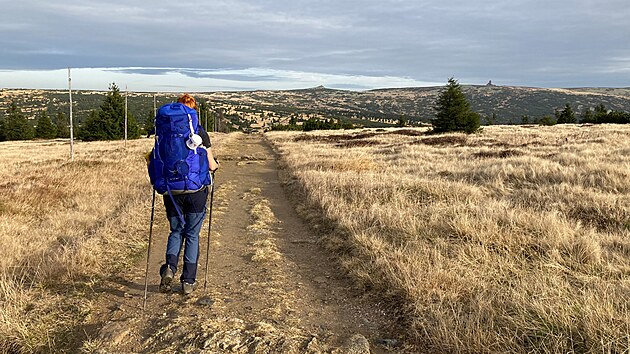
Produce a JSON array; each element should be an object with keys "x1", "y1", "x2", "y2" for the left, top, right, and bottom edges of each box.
[{"x1": 2, "y1": 85, "x2": 630, "y2": 128}]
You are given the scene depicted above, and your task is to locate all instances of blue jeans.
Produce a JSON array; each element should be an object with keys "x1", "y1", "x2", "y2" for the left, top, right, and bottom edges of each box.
[
  {"x1": 162, "y1": 211, "x2": 206, "y2": 283},
  {"x1": 160, "y1": 187, "x2": 208, "y2": 284}
]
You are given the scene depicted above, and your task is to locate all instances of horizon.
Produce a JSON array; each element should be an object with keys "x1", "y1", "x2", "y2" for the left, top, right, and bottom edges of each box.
[{"x1": 2, "y1": 67, "x2": 629, "y2": 93}]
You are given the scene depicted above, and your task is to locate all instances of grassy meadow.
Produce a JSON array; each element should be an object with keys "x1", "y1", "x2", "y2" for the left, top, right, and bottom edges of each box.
[
  {"x1": 267, "y1": 124, "x2": 630, "y2": 353},
  {"x1": 0, "y1": 138, "x2": 155, "y2": 352},
  {"x1": 0, "y1": 132, "x2": 234, "y2": 353}
]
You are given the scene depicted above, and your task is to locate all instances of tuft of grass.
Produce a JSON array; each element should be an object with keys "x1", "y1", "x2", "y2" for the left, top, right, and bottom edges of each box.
[
  {"x1": 251, "y1": 239, "x2": 282, "y2": 263},
  {"x1": 243, "y1": 189, "x2": 281, "y2": 264},
  {"x1": 267, "y1": 125, "x2": 630, "y2": 353}
]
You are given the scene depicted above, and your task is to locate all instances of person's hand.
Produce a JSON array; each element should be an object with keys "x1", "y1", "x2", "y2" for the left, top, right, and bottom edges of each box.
[{"x1": 210, "y1": 158, "x2": 219, "y2": 172}]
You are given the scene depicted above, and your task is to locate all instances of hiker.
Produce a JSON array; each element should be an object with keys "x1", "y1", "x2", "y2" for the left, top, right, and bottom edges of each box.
[{"x1": 148, "y1": 94, "x2": 219, "y2": 295}]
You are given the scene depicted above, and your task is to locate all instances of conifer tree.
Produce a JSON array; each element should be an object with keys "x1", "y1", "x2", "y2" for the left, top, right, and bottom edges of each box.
[
  {"x1": 126, "y1": 112, "x2": 141, "y2": 139},
  {"x1": 555, "y1": 103, "x2": 576, "y2": 124},
  {"x1": 35, "y1": 110, "x2": 57, "y2": 139},
  {"x1": 143, "y1": 109, "x2": 155, "y2": 136},
  {"x1": 0, "y1": 115, "x2": 6, "y2": 141},
  {"x1": 197, "y1": 101, "x2": 215, "y2": 132},
  {"x1": 431, "y1": 77, "x2": 480, "y2": 134},
  {"x1": 580, "y1": 108, "x2": 594, "y2": 123},
  {"x1": 198, "y1": 100, "x2": 208, "y2": 131},
  {"x1": 4, "y1": 101, "x2": 34, "y2": 140},
  {"x1": 79, "y1": 83, "x2": 140, "y2": 141},
  {"x1": 53, "y1": 111, "x2": 70, "y2": 138},
  {"x1": 521, "y1": 115, "x2": 530, "y2": 124},
  {"x1": 79, "y1": 110, "x2": 110, "y2": 141},
  {"x1": 594, "y1": 103, "x2": 608, "y2": 122}
]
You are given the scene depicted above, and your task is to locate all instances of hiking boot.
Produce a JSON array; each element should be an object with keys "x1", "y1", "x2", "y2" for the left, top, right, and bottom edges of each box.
[
  {"x1": 182, "y1": 282, "x2": 194, "y2": 295},
  {"x1": 160, "y1": 268, "x2": 174, "y2": 293}
]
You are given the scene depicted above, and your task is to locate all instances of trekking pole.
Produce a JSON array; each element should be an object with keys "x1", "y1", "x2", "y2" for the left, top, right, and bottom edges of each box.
[
  {"x1": 143, "y1": 189, "x2": 156, "y2": 310},
  {"x1": 203, "y1": 171, "x2": 216, "y2": 291}
]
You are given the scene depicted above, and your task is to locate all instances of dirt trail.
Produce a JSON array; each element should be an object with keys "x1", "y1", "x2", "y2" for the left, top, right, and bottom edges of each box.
[{"x1": 84, "y1": 134, "x2": 406, "y2": 353}]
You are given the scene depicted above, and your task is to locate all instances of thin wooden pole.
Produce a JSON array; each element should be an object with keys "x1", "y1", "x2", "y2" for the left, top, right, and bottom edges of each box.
[
  {"x1": 153, "y1": 94, "x2": 157, "y2": 116},
  {"x1": 124, "y1": 85, "x2": 128, "y2": 147},
  {"x1": 68, "y1": 68, "x2": 74, "y2": 161}
]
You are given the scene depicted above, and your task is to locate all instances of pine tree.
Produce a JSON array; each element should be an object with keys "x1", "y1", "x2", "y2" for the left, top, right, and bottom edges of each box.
[
  {"x1": 539, "y1": 115, "x2": 557, "y2": 126},
  {"x1": 594, "y1": 103, "x2": 608, "y2": 122},
  {"x1": 53, "y1": 111, "x2": 70, "y2": 138},
  {"x1": 34, "y1": 110, "x2": 57, "y2": 139},
  {"x1": 197, "y1": 101, "x2": 215, "y2": 132},
  {"x1": 126, "y1": 111, "x2": 141, "y2": 139},
  {"x1": 78, "y1": 83, "x2": 140, "y2": 141},
  {"x1": 79, "y1": 110, "x2": 110, "y2": 141},
  {"x1": 431, "y1": 77, "x2": 480, "y2": 134},
  {"x1": 555, "y1": 103, "x2": 576, "y2": 124},
  {"x1": 4, "y1": 101, "x2": 34, "y2": 140},
  {"x1": 580, "y1": 108, "x2": 594, "y2": 123},
  {"x1": 98, "y1": 82, "x2": 125, "y2": 138},
  {"x1": 143, "y1": 109, "x2": 155, "y2": 136},
  {"x1": 0, "y1": 117, "x2": 6, "y2": 141},
  {"x1": 198, "y1": 100, "x2": 208, "y2": 131}
]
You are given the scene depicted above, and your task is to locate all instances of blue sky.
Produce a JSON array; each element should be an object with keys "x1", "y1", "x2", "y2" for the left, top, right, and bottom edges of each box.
[{"x1": 1, "y1": 0, "x2": 629, "y2": 91}]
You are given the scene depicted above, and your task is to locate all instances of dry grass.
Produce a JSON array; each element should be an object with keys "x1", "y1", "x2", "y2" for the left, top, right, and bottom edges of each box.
[
  {"x1": 267, "y1": 125, "x2": 630, "y2": 353},
  {"x1": 0, "y1": 138, "x2": 156, "y2": 353},
  {"x1": 243, "y1": 188, "x2": 281, "y2": 263},
  {"x1": 0, "y1": 134, "x2": 227, "y2": 353}
]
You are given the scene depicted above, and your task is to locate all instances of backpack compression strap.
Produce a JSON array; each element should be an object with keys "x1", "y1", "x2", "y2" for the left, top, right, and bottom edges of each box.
[{"x1": 166, "y1": 185, "x2": 186, "y2": 225}]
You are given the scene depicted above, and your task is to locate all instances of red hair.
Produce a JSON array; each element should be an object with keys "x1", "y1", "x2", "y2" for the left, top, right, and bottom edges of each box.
[{"x1": 177, "y1": 93, "x2": 198, "y2": 111}]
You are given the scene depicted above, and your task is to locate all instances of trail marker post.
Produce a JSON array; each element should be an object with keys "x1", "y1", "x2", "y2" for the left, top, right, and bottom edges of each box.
[
  {"x1": 68, "y1": 68, "x2": 74, "y2": 161},
  {"x1": 124, "y1": 85, "x2": 128, "y2": 147}
]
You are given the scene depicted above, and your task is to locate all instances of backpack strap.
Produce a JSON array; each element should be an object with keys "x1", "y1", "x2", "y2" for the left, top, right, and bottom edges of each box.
[{"x1": 166, "y1": 185, "x2": 186, "y2": 225}]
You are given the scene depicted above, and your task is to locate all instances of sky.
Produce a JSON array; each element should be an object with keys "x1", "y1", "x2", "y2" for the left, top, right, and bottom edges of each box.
[{"x1": 1, "y1": 0, "x2": 629, "y2": 92}]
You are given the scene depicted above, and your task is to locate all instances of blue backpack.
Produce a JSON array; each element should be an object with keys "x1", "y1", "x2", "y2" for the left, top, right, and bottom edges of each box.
[{"x1": 148, "y1": 103, "x2": 210, "y2": 195}]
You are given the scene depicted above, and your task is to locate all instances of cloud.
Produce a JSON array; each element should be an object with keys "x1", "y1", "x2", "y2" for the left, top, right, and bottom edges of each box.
[
  {"x1": 0, "y1": 67, "x2": 442, "y2": 92},
  {"x1": 0, "y1": 0, "x2": 629, "y2": 87}
]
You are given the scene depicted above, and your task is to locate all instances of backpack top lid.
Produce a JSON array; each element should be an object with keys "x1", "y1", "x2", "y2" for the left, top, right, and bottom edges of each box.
[
  {"x1": 159, "y1": 102, "x2": 195, "y2": 114},
  {"x1": 156, "y1": 102, "x2": 198, "y2": 129},
  {"x1": 154, "y1": 103, "x2": 203, "y2": 149}
]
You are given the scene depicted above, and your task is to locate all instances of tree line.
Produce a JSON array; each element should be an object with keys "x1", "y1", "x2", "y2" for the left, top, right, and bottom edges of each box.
[
  {"x1": 0, "y1": 83, "x2": 222, "y2": 142},
  {"x1": 0, "y1": 101, "x2": 72, "y2": 141},
  {"x1": 0, "y1": 83, "x2": 148, "y2": 142},
  {"x1": 519, "y1": 103, "x2": 630, "y2": 126}
]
